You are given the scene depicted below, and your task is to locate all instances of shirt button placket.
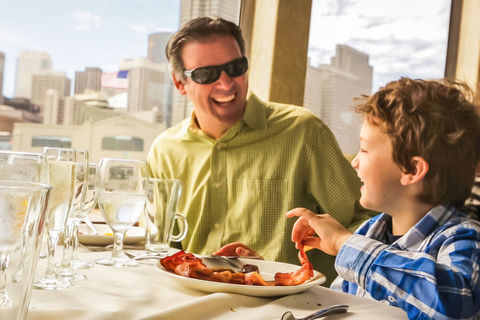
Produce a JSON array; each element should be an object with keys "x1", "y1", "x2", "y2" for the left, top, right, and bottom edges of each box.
[{"x1": 210, "y1": 141, "x2": 227, "y2": 245}]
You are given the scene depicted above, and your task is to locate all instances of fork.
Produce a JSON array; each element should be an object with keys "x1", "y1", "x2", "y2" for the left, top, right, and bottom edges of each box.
[
  {"x1": 84, "y1": 216, "x2": 98, "y2": 235},
  {"x1": 124, "y1": 252, "x2": 163, "y2": 260},
  {"x1": 281, "y1": 305, "x2": 349, "y2": 320},
  {"x1": 122, "y1": 252, "x2": 243, "y2": 268},
  {"x1": 200, "y1": 255, "x2": 243, "y2": 269}
]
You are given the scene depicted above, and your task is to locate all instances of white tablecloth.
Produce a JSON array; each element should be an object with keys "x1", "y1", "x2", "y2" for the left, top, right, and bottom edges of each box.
[{"x1": 28, "y1": 245, "x2": 408, "y2": 320}]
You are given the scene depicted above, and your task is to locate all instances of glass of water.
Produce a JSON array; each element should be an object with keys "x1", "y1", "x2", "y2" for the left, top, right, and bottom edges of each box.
[
  {"x1": 70, "y1": 163, "x2": 98, "y2": 269},
  {"x1": 34, "y1": 148, "x2": 76, "y2": 290},
  {"x1": 95, "y1": 158, "x2": 148, "y2": 268},
  {"x1": 57, "y1": 149, "x2": 88, "y2": 281},
  {"x1": 0, "y1": 181, "x2": 51, "y2": 311}
]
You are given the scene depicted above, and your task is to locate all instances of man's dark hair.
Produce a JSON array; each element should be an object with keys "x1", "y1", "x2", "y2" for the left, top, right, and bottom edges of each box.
[{"x1": 166, "y1": 17, "x2": 245, "y2": 78}]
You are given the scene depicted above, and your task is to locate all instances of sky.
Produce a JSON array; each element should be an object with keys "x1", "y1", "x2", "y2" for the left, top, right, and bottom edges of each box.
[
  {"x1": 0, "y1": 0, "x2": 451, "y2": 98},
  {"x1": 307, "y1": 0, "x2": 451, "y2": 92},
  {"x1": 0, "y1": 0, "x2": 181, "y2": 98}
]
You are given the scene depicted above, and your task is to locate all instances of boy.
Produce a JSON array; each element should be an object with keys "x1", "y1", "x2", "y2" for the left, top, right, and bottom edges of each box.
[{"x1": 286, "y1": 78, "x2": 480, "y2": 319}]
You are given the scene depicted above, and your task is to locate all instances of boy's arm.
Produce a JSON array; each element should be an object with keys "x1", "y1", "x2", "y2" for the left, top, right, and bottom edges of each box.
[{"x1": 335, "y1": 231, "x2": 480, "y2": 319}]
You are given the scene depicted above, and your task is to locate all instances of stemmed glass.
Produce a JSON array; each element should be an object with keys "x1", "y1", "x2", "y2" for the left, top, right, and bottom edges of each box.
[
  {"x1": 95, "y1": 158, "x2": 148, "y2": 268},
  {"x1": 0, "y1": 151, "x2": 49, "y2": 268},
  {"x1": 57, "y1": 150, "x2": 88, "y2": 281},
  {"x1": 0, "y1": 151, "x2": 48, "y2": 184},
  {"x1": 70, "y1": 163, "x2": 97, "y2": 269},
  {"x1": 0, "y1": 181, "x2": 51, "y2": 308},
  {"x1": 34, "y1": 148, "x2": 76, "y2": 290}
]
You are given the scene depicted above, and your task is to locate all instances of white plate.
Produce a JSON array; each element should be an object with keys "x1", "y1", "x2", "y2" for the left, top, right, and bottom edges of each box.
[
  {"x1": 78, "y1": 224, "x2": 145, "y2": 246},
  {"x1": 155, "y1": 257, "x2": 326, "y2": 297}
]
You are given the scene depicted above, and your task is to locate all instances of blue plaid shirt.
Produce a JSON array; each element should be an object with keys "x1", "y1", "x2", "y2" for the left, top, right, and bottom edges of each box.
[{"x1": 331, "y1": 205, "x2": 480, "y2": 320}]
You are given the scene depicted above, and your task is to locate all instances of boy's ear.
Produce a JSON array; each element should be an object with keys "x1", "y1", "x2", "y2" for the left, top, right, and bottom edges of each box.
[
  {"x1": 400, "y1": 156, "x2": 429, "y2": 186},
  {"x1": 172, "y1": 73, "x2": 187, "y2": 95}
]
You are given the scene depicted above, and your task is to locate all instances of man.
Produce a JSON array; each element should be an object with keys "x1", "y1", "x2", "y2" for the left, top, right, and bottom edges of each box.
[{"x1": 147, "y1": 17, "x2": 375, "y2": 284}]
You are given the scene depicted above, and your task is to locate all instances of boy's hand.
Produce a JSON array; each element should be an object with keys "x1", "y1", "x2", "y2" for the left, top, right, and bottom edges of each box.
[
  {"x1": 286, "y1": 208, "x2": 353, "y2": 256},
  {"x1": 213, "y1": 242, "x2": 264, "y2": 259}
]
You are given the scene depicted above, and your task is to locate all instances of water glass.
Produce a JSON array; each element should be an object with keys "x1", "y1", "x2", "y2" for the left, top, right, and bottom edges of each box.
[
  {"x1": 0, "y1": 181, "x2": 50, "y2": 319},
  {"x1": 70, "y1": 163, "x2": 97, "y2": 269},
  {"x1": 58, "y1": 149, "x2": 88, "y2": 281},
  {"x1": 95, "y1": 158, "x2": 148, "y2": 267},
  {"x1": 144, "y1": 179, "x2": 187, "y2": 257},
  {"x1": 34, "y1": 148, "x2": 76, "y2": 290}
]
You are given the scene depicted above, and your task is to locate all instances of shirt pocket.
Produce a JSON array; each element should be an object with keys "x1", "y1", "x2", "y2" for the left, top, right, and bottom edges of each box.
[{"x1": 225, "y1": 179, "x2": 290, "y2": 239}]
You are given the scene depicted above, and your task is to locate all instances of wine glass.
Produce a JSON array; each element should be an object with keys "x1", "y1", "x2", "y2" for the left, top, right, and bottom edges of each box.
[
  {"x1": 0, "y1": 151, "x2": 49, "y2": 263},
  {"x1": 0, "y1": 181, "x2": 51, "y2": 309},
  {"x1": 95, "y1": 158, "x2": 148, "y2": 268},
  {"x1": 0, "y1": 151, "x2": 48, "y2": 184},
  {"x1": 70, "y1": 163, "x2": 97, "y2": 269},
  {"x1": 34, "y1": 148, "x2": 76, "y2": 290},
  {"x1": 57, "y1": 150, "x2": 88, "y2": 281}
]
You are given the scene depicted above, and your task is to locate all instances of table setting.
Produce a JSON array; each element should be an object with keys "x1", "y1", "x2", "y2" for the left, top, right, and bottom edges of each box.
[{"x1": 0, "y1": 149, "x2": 408, "y2": 320}]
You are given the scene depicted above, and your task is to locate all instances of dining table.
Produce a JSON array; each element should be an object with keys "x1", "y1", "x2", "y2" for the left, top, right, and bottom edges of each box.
[{"x1": 27, "y1": 233, "x2": 409, "y2": 320}]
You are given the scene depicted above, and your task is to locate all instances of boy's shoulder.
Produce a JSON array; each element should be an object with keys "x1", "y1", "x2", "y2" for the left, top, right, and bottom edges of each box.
[
  {"x1": 355, "y1": 206, "x2": 480, "y2": 243},
  {"x1": 433, "y1": 209, "x2": 480, "y2": 237},
  {"x1": 413, "y1": 206, "x2": 480, "y2": 250}
]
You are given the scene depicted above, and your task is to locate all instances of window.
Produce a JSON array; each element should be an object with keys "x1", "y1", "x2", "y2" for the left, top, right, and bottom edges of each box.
[
  {"x1": 32, "y1": 135, "x2": 72, "y2": 148},
  {"x1": 102, "y1": 135, "x2": 143, "y2": 151}
]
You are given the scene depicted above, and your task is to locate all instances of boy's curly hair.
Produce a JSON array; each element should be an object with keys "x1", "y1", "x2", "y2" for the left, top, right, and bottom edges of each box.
[{"x1": 354, "y1": 77, "x2": 480, "y2": 207}]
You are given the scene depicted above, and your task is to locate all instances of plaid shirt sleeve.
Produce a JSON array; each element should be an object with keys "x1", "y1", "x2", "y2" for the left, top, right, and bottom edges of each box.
[{"x1": 332, "y1": 208, "x2": 480, "y2": 320}]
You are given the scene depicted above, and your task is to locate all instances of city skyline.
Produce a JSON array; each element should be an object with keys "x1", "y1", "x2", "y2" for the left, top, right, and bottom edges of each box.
[
  {"x1": 0, "y1": 0, "x2": 450, "y2": 99},
  {"x1": 0, "y1": 0, "x2": 180, "y2": 98}
]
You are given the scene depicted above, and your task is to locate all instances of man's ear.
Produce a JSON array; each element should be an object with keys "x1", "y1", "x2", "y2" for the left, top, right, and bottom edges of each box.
[
  {"x1": 172, "y1": 73, "x2": 187, "y2": 95},
  {"x1": 400, "y1": 156, "x2": 429, "y2": 186}
]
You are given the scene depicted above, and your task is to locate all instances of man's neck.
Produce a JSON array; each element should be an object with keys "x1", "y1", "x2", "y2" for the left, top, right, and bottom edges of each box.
[
  {"x1": 199, "y1": 122, "x2": 231, "y2": 139},
  {"x1": 192, "y1": 112, "x2": 238, "y2": 139}
]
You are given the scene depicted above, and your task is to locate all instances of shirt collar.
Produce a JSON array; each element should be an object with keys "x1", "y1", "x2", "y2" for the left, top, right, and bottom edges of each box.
[
  {"x1": 179, "y1": 90, "x2": 268, "y2": 140},
  {"x1": 242, "y1": 91, "x2": 267, "y2": 131},
  {"x1": 369, "y1": 205, "x2": 456, "y2": 248},
  {"x1": 173, "y1": 110, "x2": 210, "y2": 141}
]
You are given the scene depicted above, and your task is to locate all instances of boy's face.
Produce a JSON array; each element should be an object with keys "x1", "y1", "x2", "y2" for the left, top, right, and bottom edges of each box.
[{"x1": 351, "y1": 120, "x2": 405, "y2": 213}]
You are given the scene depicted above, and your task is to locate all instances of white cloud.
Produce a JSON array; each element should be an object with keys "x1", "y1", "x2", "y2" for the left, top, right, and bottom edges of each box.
[
  {"x1": 127, "y1": 23, "x2": 156, "y2": 34},
  {"x1": 154, "y1": 27, "x2": 176, "y2": 33},
  {"x1": 308, "y1": 0, "x2": 450, "y2": 91},
  {"x1": 73, "y1": 11, "x2": 102, "y2": 31}
]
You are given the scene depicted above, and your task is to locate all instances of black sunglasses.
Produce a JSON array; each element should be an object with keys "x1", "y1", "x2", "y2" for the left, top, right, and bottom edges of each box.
[{"x1": 183, "y1": 56, "x2": 248, "y2": 84}]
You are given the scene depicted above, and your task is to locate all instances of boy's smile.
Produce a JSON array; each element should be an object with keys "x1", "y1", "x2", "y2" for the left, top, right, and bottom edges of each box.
[{"x1": 351, "y1": 120, "x2": 404, "y2": 215}]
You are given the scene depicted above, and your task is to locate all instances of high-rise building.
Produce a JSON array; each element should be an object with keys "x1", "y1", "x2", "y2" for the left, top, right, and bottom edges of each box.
[
  {"x1": 180, "y1": 0, "x2": 242, "y2": 26},
  {"x1": 148, "y1": 32, "x2": 174, "y2": 64},
  {"x1": 304, "y1": 45, "x2": 373, "y2": 156},
  {"x1": 15, "y1": 51, "x2": 52, "y2": 99},
  {"x1": 148, "y1": 32, "x2": 175, "y2": 126},
  {"x1": 75, "y1": 67, "x2": 102, "y2": 94},
  {"x1": 170, "y1": 0, "x2": 242, "y2": 127},
  {"x1": 31, "y1": 70, "x2": 71, "y2": 122},
  {"x1": 43, "y1": 89, "x2": 61, "y2": 125},
  {"x1": 119, "y1": 58, "x2": 169, "y2": 123},
  {"x1": 0, "y1": 51, "x2": 5, "y2": 105}
]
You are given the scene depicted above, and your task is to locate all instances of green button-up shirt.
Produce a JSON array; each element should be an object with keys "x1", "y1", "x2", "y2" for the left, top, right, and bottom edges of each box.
[{"x1": 147, "y1": 92, "x2": 375, "y2": 285}]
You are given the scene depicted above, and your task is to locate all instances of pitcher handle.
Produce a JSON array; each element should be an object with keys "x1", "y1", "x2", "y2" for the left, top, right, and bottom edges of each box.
[{"x1": 171, "y1": 213, "x2": 188, "y2": 242}]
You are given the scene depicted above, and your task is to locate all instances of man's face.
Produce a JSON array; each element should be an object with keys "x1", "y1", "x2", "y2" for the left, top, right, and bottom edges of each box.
[{"x1": 173, "y1": 34, "x2": 248, "y2": 138}]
